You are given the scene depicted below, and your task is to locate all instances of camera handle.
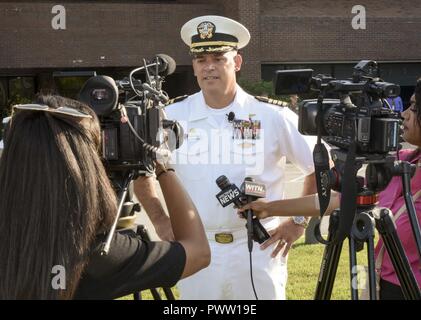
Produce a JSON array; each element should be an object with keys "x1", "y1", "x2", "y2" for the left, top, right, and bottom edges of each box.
[{"x1": 100, "y1": 171, "x2": 136, "y2": 256}]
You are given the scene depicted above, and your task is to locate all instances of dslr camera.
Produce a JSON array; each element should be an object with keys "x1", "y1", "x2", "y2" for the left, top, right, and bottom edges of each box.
[{"x1": 274, "y1": 60, "x2": 401, "y2": 155}]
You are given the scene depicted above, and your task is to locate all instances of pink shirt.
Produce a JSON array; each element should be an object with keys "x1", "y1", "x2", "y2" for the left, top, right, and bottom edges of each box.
[{"x1": 375, "y1": 149, "x2": 421, "y2": 287}]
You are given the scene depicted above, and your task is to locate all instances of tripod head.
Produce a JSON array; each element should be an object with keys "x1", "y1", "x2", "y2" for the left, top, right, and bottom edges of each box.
[{"x1": 314, "y1": 148, "x2": 403, "y2": 245}]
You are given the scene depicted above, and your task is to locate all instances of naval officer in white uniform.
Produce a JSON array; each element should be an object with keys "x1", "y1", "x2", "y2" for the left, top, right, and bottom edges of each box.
[{"x1": 135, "y1": 15, "x2": 318, "y2": 300}]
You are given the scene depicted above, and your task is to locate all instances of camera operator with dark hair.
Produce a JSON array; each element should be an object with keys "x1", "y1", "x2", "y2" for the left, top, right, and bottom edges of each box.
[
  {"x1": 239, "y1": 79, "x2": 421, "y2": 299},
  {"x1": 0, "y1": 94, "x2": 210, "y2": 299}
]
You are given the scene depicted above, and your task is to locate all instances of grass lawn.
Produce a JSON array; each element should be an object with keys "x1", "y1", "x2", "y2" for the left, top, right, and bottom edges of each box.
[{"x1": 120, "y1": 236, "x2": 375, "y2": 300}]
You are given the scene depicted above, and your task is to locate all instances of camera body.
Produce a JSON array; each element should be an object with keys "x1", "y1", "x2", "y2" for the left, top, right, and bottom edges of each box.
[
  {"x1": 274, "y1": 60, "x2": 401, "y2": 155},
  {"x1": 298, "y1": 98, "x2": 400, "y2": 154}
]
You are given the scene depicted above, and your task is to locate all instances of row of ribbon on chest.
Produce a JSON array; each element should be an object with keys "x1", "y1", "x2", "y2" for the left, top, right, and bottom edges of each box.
[{"x1": 186, "y1": 112, "x2": 262, "y2": 141}]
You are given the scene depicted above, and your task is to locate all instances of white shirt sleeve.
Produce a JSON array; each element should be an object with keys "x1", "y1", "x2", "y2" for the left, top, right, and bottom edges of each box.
[{"x1": 276, "y1": 107, "x2": 317, "y2": 175}]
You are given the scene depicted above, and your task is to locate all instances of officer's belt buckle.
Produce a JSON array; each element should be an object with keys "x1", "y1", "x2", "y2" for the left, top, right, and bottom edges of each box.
[{"x1": 215, "y1": 232, "x2": 234, "y2": 244}]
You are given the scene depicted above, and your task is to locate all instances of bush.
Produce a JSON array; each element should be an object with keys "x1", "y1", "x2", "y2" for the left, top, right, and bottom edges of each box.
[
  {"x1": 237, "y1": 79, "x2": 300, "y2": 113},
  {"x1": 237, "y1": 79, "x2": 288, "y2": 101}
]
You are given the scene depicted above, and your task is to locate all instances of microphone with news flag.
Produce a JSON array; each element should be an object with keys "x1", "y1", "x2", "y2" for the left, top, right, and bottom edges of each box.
[{"x1": 215, "y1": 175, "x2": 270, "y2": 251}]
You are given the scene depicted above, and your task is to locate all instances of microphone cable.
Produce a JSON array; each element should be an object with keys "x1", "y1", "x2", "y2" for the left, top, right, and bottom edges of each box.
[
  {"x1": 119, "y1": 104, "x2": 171, "y2": 159},
  {"x1": 246, "y1": 208, "x2": 259, "y2": 300}
]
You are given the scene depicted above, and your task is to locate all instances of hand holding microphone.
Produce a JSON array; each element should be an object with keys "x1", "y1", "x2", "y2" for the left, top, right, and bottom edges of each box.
[
  {"x1": 237, "y1": 198, "x2": 272, "y2": 219},
  {"x1": 237, "y1": 181, "x2": 277, "y2": 221},
  {"x1": 240, "y1": 177, "x2": 270, "y2": 251}
]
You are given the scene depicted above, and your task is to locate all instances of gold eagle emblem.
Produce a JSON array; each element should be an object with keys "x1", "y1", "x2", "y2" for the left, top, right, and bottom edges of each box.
[{"x1": 197, "y1": 21, "x2": 215, "y2": 39}]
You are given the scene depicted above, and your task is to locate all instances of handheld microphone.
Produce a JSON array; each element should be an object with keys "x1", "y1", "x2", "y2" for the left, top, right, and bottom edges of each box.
[
  {"x1": 155, "y1": 54, "x2": 176, "y2": 76},
  {"x1": 215, "y1": 175, "x2": 270, "y2": 246},
  {"x1": 215, "y1": 175, "x2": 244, "y2": 208},
  {"x1": 240, "y1": 177, "x2": 270, "y2": 251},
  {"x1": 241, "y1": 177, "x2": 266, "y2": 199},
  {"x1": 128, "y1": 54, "x2": 176, "y2": 85}
]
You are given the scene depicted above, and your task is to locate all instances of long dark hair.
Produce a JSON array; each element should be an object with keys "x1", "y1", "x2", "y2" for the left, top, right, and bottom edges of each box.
[{"x1": 0, "y1": 95, "x2": 117, "y2": 299}]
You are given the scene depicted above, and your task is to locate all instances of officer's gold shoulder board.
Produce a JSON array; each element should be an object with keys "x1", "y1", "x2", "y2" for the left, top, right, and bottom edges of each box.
[
  {"x1": 165, "y1": 95, "x2": 189, "y2": 106},
  {"x1": 254, "y1": 96, "x2": 289, "y2": 107}
]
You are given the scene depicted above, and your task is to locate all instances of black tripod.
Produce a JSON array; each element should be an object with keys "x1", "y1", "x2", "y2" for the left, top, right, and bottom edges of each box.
[
  {"x1": 314, "y1": 160, "x2": 421, "y2": 300},
  {"x1": 102, "y1": 169, "x2": 175, "y2": 300}
]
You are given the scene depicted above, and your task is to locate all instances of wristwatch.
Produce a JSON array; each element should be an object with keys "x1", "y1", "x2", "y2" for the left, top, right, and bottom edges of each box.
[{"x1": 291, "y1": 216, "x2": 309, "y2": 228}]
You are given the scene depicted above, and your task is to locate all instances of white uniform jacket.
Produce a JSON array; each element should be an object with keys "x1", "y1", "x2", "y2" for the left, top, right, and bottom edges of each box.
[{"x1": 165, "y1": 85, "x2": 316, "y2": 232}]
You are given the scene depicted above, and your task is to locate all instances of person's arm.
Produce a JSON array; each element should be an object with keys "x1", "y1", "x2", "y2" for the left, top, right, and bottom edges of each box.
[
  {"x1": 238, "y1": 191, "x2": 340, "y2": 258},
  {"x1": 156, "y1": 166, "x2": 210, "y2": 279},
  {"x1": 134, "y1": 176, "x2": 174, "y2": 241},
  {"x1": 264, "y1": 172, "x2": 317, "y2": 257},
  {"x1": 301, "y1": 172, "x2": 317, "y2": 196}
]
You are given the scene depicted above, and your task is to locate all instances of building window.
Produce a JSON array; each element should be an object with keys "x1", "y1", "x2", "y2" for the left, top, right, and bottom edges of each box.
[
  {"x1": 8, "y1": 77, "x2": 35, "y2": 106},
  {"x1": 53, "y1": 71, "x2": 97, "y2": 100},
  {"x1": 0, "y1": 77, "x2": 35, "y2": 118}
]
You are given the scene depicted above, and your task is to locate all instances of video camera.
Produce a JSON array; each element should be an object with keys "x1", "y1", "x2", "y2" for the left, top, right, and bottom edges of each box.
[
  {"x1": 275, "y1": 61, "x2": 421, "y2": 300},
  {"x1": 78, "y1": 54, "x2": 185, "y2": 255},
  {"x1": 274, "y1": 60, "x2": 405, "y2": 245},
  {"x1": 274, "y1": 60, "x2": 401, "y2": 155},
  {"x1": 79, "y1": 54, "x2": 183, "y2": 173}
]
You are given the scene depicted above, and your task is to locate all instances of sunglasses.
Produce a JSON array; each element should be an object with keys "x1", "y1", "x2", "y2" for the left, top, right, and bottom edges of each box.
[{"x1": 12, "y1": 104, "x2": 92, "y2": 119}]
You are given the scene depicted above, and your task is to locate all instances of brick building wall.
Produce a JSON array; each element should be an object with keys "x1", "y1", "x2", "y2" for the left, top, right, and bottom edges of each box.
[
  {"x1": 259, "y1": 0, "x2": 421, "y2": 63},
  {"x1": 238, "y1": 0, "x2": 261, "y2": 82},
  {"x1": 0, "y1": 1, "x2": 221, "y2": 70}
]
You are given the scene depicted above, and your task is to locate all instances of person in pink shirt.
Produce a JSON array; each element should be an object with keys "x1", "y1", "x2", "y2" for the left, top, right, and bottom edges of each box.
[
  {"x1": 238, "y1": 79, "x2": 421, "y2": 300},
  {"x1": 375, "y1": 79, "x2": 421, "y2": 299}
]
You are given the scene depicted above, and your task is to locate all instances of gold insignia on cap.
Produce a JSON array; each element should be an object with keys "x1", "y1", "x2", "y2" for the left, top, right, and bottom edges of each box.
[{"x1": 197, "y1": 21, "x2": 215, "y2": 39}]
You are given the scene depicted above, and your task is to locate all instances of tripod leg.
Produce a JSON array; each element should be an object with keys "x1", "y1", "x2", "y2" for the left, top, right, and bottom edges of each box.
[
  {"x1": 315, "y1": 240, "x2": 343, "y2": 299},
  {"x1": 348, "y1": 236, "x2": 377, "y2": 300},
  {"x1": 366, "y1": 233, "x2": 378, "y2": 299},
  {"x1": 163, "y1": 287, "x2": 176, "y2": 300},
  {"x1": 349, "y1": 237, "x2": 359, "y2": 300},
  {"x1": 315, "y1": 212, "x2": 344, "y2": 300},
  {"x1": 375, "y1": 208, "x2": 421, "y2": 300},
  {"x1": 150, "y1": 288, "x2": 163, "y2": 300},
  {"x1": 350, "y1": 212, "x2": 377, "y2": 300}
]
